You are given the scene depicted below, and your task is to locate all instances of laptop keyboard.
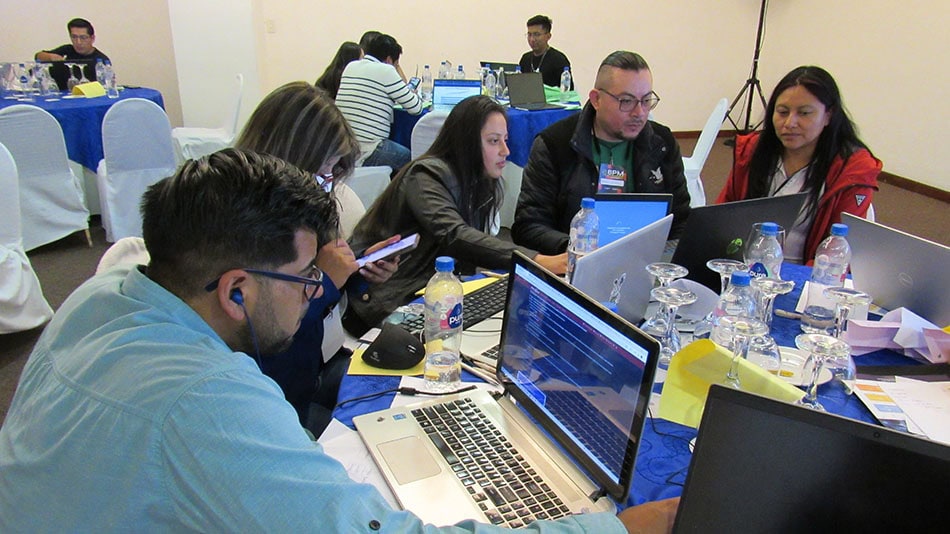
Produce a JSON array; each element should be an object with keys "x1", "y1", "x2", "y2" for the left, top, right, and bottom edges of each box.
[
  {"x1": 396, "y1": 280, "x2": 507, "y2": 335},
  {"x1": 412, "y1": 398, "x2": 571, "y2": 528}
]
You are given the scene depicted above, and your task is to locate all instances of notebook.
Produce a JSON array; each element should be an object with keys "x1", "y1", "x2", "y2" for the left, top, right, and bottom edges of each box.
[
  {"x1": 573, "y1": 215, "x2": 674, "y2": 324},
  {"x1": 670, "y1": 193, "x2": 807, "y2": 292},
  {"x1": 48, "y1": 59, "x2": 99, "y2": 91},
  {"x1": 594, "y1": 193, "x2": 673, "y2": 247},
  {"x1": 842, "y1": 212, "x2": 950, "y2": 326},
  {"x1": 479, "y1": 61, "x2": 520, "y2": 73},
  {"x1": 674, "y1": 385, "x2": 950, "y2": 532},
  {"x1": 507, "y1": 71, "x2": 563, "y2": 111},
  {"x1": 431, "y1": 79, "x2": 482, "y2": 112},
  {"x1": 354, "y1": 251, "x2": 660, "y2": 527}
]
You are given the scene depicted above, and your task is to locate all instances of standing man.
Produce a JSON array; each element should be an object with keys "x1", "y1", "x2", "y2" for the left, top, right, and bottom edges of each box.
[
  {"x1": 512, "y1": 51, "x2": 691, "y2": 254},
  {"x1": 35, "y1": 18, "x2": 109, "y2": 62},
  {"x1": 518, "y1": 14, "x2": 571, "y2": 88},
  {"x1": 336, "y1": 33, "x2": 423, "y2": 174}
]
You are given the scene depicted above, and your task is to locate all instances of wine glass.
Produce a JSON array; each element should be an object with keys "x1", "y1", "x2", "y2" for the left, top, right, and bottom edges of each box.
[
  {"x1": 795, "y1": 333, "x2": 851, "y2": 410},
  {"x1": 751, "y1": 277, "x2": 796, "y2": 328},
  {"x1": 706, "y1": 259, "x2": 747, "y2": 295},
  {"x1": 35, "y1": 63, "x2": 59, "y2": 100},
  {"x1": 65, "y1": 62, "x2": 80, "y2": 92},
  {"x1": 747, "y1": 334, "x2": 783, "y2": 375},
  {"x1": 650, "y1": 286, "x2": 698, "y2": 368},
  {"x1": 77, "y1": 62, "x2": 90, "y2": 85},
  {"x1": 641, "y1": 262, "x2": 689, "y2": 337},
  {"x1": 822, "y1": 287, "x2": 871, "y2": 395},
  {"x1": 718, "y1": 315, "x2": 768, "y2": 389}
]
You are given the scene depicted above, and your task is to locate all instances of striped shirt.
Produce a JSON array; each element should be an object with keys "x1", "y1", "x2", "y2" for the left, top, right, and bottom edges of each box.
[{"x1": 336, "y1": 55, "x2": 423, "y2": 150}]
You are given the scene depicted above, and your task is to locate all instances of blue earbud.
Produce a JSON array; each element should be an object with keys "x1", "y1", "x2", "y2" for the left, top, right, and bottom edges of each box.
[{"x1": 230, "y1": 289, "x2": 244, "y2": 305}]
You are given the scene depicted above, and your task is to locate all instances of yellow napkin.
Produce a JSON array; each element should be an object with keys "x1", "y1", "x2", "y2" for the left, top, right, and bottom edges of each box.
[
  {"x1": 346, "y1": 347, "x2": 425, "y2": 376},
  {"x1": 414, "y1": 276, "x2": 501, "y2": 297},
  {"x1": 72, "y1": 81, "x2": 106, "y2": 97},
  {"x1": 658, "y1": 339, "x2": 806, "y2": 428}
]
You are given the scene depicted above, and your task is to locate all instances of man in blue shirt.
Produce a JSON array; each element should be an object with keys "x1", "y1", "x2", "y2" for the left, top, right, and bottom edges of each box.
[{"x1": 0, "y1": 149, "x2": 676, "y2": 531}]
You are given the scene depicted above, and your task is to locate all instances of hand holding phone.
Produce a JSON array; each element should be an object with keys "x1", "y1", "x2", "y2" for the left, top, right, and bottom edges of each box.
[
  {"x1": 407, "y1": 76, "x2": 421, "y2": 92},
  {"x1": 357, "y1": 233, "x2": 419, "y2": 268}
]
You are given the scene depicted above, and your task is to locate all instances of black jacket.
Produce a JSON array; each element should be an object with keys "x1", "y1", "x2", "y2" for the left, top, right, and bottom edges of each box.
[{"x1": 511, "y1": 103, "x2": 691, "y2": 255}]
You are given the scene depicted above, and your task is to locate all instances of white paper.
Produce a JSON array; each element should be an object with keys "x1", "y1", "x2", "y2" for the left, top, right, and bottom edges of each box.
[
  {"x1": 317, "y1": 418, "x2": 398, "y2": 508},
  {"x1": 394, "y1": 376, "x2": 503, "y2": 407},
  {"x1": 879, "y1": 378, "x2": 950, "y2": 446}
]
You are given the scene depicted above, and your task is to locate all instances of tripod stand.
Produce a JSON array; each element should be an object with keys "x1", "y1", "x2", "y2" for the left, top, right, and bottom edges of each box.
[{"x1": 726, "y1": 0, "x2": 769, "y2": 133}]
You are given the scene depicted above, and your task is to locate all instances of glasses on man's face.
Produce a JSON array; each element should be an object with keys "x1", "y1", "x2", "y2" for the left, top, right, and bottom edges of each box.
[
  {"x1": 525, "y1": 31, "x2": 548, "y2": 39},
  {"x1": 597, "y1": 88, "x2": 661, "y2": 112},
  {"x1": 70, "y1": 34, "x2": 92, "y2": 42},
  {"x1": 204, "y1": 264, "x2": 324, "y2": 301}
]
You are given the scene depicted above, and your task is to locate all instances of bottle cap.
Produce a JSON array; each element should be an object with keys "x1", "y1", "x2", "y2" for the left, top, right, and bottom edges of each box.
[
  {"x1": 760, "y1": 222, "x2": 779, "y2": 236},
  {"x1": 424, "y1": 64, "x2": 430, "y2": 68},
  {"x1": 435, "y1": 256, "x2": 455, "y2": 272},
  {"x1": 581, "y1": 197, "x2": 595, "y2": 209},
  {"x1": 563, "y1": 66, "x2": 570, "y2": 71},
  {"x1": 730, "y1": 271, "x2": 751, "y2": 286},
  {"x1": 830, "y1": 223, "x2": 848, "y2": 236},
  {"x1": 601, "y1": 301, "x2": 619, "y2": 313}
]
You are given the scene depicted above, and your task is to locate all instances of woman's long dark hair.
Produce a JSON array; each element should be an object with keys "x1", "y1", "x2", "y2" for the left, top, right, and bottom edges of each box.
[
  {"x1": 747, "y1": 66, "x2": 869, "y2": 212},
  {"x1": 315, "y1": 41, "x2": 362, "y2": 99},
  {"x1": 368, "y1": 95, "x2": 507, "y2": 229}
]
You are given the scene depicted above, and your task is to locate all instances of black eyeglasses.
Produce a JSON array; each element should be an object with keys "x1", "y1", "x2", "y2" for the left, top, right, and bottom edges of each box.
[
  {"x1": 204, "y1": 265, "x2": 324, "y2": 301},
  {"x1": 597, "y1": 88, "x2": 661, "y2": 112}
]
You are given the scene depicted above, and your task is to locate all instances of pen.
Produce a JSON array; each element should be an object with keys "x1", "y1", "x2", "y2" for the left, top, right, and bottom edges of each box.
[{"x1": 775, "y1": 309, "x2": 802, "y2": 320}]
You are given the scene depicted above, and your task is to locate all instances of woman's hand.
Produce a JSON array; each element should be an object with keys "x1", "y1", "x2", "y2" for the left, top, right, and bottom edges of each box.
[
  {"x1": 359, "y1": 235, "x2": 402, "y2": 285},
  {"x1": 533, "y1": 252, "x2": 568, "y2": 276},
  {"x1": 316, "y1": 239, "x2": 358, "y2": 290}
]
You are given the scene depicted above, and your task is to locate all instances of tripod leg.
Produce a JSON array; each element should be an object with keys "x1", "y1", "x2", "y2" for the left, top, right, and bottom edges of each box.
[{"x1": 726, "y1": 80, "x2": 753, "y2": 131}]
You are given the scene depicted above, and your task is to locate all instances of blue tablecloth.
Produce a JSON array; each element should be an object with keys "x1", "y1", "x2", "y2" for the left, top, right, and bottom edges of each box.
[
  {"x1": 0, "y1": 87, "x2": 165, "y2": 170},
  {"x1": 333, "y1": 262, "x2": 921, "y2": 507},
  {"x1": 391, "y1": 105, "x2": 579, "y2": 167}
]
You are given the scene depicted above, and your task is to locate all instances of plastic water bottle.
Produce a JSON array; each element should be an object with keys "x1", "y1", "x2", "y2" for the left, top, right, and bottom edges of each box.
[
  {"x1": 438, "y1": 61, "x2": 447, "y2": 79},
  {"x1": 566, "y1": 197, "x2": 599, "y2": 284},
  {"x1": 424, "y1": 256, "x2": 463, "y2": 391},
  {"x1": 802, "y1": 223, "x2": 852, "y2": 334},
  {"x1": 709, "y1": 271, "x2": 758, "y2": 345},
  {"x1": 495, "y1": 67, "x2": 507, "y2": 100},
  {"x1": 483, "y1": 65, "x2": 496, "y2": 98},
  {"x1": 420, "y1": 64, "x2": 433, "y2": 103},
  {"x1": 95, "y1": 59, "x2": 105, "y2": 85},
  {"x1": 745, "y1": 222, "x2": 783, "y2": 279},
  {"x1": 559, "y1": 67, "x2": 572, "y2": 103},
  {"x1": 456, "y1": 65, "x2": 466, "y2": 79},
  {"x1": 104, "y1": 61, "x2": 119, "y2": 98}
]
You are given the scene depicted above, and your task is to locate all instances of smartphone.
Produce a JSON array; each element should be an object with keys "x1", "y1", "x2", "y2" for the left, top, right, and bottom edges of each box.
[
  {"x1": 356, "y1": 233, "x2": 419, "y2": 268},
  {"x1": 407, "y1": 76, "x2": 421, "y2": 91}
]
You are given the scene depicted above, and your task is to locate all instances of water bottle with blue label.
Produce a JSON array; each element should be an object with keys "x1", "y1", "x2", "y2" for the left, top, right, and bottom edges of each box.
[
  {"x1": 424, "y1": 256, "x2": 463, "y2": 390},
  {"x1": 744, "y1": 222, "x2": 783, "y2": 279}
]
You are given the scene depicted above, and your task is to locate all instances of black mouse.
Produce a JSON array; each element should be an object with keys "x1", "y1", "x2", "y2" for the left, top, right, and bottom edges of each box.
[{"x1": 361, "y1": 323, "x2": 425, "y2": 370}]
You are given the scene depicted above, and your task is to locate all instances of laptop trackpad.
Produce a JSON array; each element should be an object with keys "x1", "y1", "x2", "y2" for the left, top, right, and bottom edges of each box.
[{"x1": 377, "y1": 436, "x2": 442, "y2": 484}]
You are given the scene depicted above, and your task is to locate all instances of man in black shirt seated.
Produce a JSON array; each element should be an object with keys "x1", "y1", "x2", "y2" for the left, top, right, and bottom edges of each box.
[
  {"x1": 518, "y1": 14, "x2": 571, "y2": 89},
  {"x1": 35, "y1": 17, "x2": 110, "y2": 62}
]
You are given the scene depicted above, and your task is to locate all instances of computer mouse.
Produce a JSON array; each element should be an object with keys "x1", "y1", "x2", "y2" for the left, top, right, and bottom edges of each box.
[{"x1": 361, "y1": 322, "x2": 425, "y2": 370}]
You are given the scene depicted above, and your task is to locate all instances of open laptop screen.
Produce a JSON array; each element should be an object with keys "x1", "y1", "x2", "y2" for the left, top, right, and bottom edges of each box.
[
  {"x1": 595, "y1": 193, "x2": 672, "y2": 247},
  {"x1": 431, "y1": 79, "x2": 481, "y2": 112},
  {"x1": 497, "y1": 252, "x2": 659, "y2": 501}
]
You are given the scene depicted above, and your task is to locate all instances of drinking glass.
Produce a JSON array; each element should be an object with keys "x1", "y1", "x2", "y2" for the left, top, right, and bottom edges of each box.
[
  {"x1": 747, "y1": 334, "x2": 783, "y2": 375},
  {"x1": 641, "y1": 262, "x2": 689, "y2": 336},
  {"x1": 77, "y1": 63, "x2": 90, "y2": 85},
  {"x1": 65, "y1": 63, "x2": 80, "y2": 92},
  {"x1": 650, "y1": 286, "x2": 697, "y2": 367},
  {"x1": 822, "y1": 287, "x2": 871, "y2": 394},
  {"x1": 751, "y1": 277, "x2": 796, "y2": 328},
  {"x1": 795, "y1": 333, "x2": 851, "y2": 410},
  {"x1": 706, "y1": 258, "x2": 747, "y2": 295},
  {"x1": 718, "y1": 315, "x2": 768, "y2": 389}
]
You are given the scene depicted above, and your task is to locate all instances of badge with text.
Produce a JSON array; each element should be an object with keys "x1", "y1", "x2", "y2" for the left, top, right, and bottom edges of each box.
[{"x1": 597, "y1": 163, "x2": 628, "y2": 193}]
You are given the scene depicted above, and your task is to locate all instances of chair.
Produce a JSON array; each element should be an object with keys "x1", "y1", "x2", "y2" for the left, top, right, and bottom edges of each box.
[
  {"x1": 0, "y1": 104, "x2": 91, "y2": 251},
  {"x1": 410, "y1": 110, "x2": 450, "y2": 159},
  {"x1": 171, "y1": 73, "x2": 244, "y2": 163},
  {"x1": 96, "y1": 98, "x2": 177, "y2": 243},
  {"x1": 95, "y1": 236, "x2": 150, "y2": 275},
  {"x1": 682, "y1": 97, "x2": 729, "y2": 208},
  {"x1": 334, "y1": 183, "x2": 366, "y2": 240},
  {"x1": 347, "y1": 166, "x2": 392, "y2": 209},
  {"x1": 499, "y1": 164, "x2": 523, "y2": 230},
  {"x1": 0, "y1": 142, "x2": 54, "y2": 333}
]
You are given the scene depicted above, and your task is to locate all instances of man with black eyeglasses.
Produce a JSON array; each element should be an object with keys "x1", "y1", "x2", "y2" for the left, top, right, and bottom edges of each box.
[
  {"x1": 35, "y1": 17, "x2": 110, "y2": 62},
  {"x1": 512, "y1": 51, "x2": 691, "y2": 254}
]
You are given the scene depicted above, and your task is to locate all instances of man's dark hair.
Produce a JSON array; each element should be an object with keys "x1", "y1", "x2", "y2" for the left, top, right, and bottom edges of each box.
[
  {"x1": 526, "y1": 15, "x2": 552, "y2": 33},
  {"x1": 67, "y1": 18, "x2": 95, "y2": 36},
  {"x1": 599, "y1": 50, "x2": 650, "y2": 72},
  {"x1": 141, "y1": 148, "x2": 338, "y2": 299},
  {"x1": 359, "y1": 30, "x2": 381, "y2": 51},
  {"x1": 365, "y1": 34, "x2": 402, "y2": 63}
]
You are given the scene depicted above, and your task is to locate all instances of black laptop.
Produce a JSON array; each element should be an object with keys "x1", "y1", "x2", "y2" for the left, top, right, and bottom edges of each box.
[
  {"x1": 479, "y1": 61, "x2": 520, "y2": 74},
  {"x1": 506, "y1": 71, "x2": 563, "y2": 111},
  {"x1": 670, "y1": 193, "x2": 807, "y2": 291},
  {"x1": 674, "y1": 386, "x2": 950, "y2": 533}
]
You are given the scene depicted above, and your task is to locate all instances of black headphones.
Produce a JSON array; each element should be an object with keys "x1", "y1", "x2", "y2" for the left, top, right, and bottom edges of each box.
[{"x1": 230, "y1": 289, "x2": 244, "y2": 305}]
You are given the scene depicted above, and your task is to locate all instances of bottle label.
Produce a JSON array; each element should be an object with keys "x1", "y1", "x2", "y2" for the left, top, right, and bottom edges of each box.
[
  {"x1": 443, "y1": 302, "x2": 463, "y2": 330},
  {"x1": 749, "y1": 262, "x2": 771, "y2": 278}
]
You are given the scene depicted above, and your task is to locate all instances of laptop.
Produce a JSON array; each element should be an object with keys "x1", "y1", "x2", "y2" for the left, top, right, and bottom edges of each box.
[
  {"x1": 48, "y1": 59, "x2": 99, "y2": 91},
  {"x1": 507, "y1": 71, "x2": 563, "y2": 111},
  {"x1": 671, "y1": 193, "x2": 807, "y2": 292},
  {"x1": 354, "y1": 251, "x2": 660, "y2": 528},
  {"x1": 573, "y1": 215, "x2": 674, "y2": 325},
  {"x1": 479, "y1": 61, "x2": 520, "y2": 74},
  {"x1": 674, "y1": 385, "x2": 950, "y2": 532},
  {"x1": 431, "y1": 79, "x2": 482, "y2": 112},
  {"x1": 595, "y1": 193, "x2": 673, "y2": 247},
  {"x1": 842, "y1": 212, "x2": 950, "y2": 326}
]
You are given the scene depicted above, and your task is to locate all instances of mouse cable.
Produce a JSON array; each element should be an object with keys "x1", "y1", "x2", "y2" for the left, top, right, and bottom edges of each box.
[{"x1": 335, "y1": 384, "x2": 478, "y2": 410}]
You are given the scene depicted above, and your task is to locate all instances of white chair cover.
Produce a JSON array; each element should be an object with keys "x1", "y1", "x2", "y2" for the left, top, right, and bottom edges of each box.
[
  {"x1": 347, "y1": 166, "x2": 392, "y2": 209},
  {"x1": 96, "y1": 98, "x2": 177, "y2": 243},
  {"x1": 172, "y1": 73, "x2": 244, "y2": 162},
  {"x1": 334, "y1": 183, "x2": 366, "y2": 240},
  {"x1": 0, "y1": 142, "x2": 54, "y2": 333},
  {"x1": 683, "y1": 97, "x2": 729, "y2": 208},
  {"x1": 95, "y1": 236, "x2": 150, "y2": 274},
  {"x1": 499, "y1": 164, "x2": 523, "y2": 230},
  {"x1": 0, "y1": 105, "x2": 90, "y2": 251},
  {"x1": 410, "y1": 110, "x2": 450, "y2": 159}
]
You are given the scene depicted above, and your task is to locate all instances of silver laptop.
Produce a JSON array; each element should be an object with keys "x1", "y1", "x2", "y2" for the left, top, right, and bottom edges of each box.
[
  {"x1": 507, "y1": 71, "x2": 563, "y2": 111},
  {"x1": 842, "y1": 212, "x2": 950, "y2": 326},
  {"x1": 431, "y1": 79, "x2": 482, "y2": 112},
  {"x1": 572, "y1": 215, "x2": 674, "y2": 325},
  {"x1": 354, "y1": 252, "x2": 660, "y2": 528},
  {"x1": 594, "y1": 193, "x2": 673, "y2": 247}
]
